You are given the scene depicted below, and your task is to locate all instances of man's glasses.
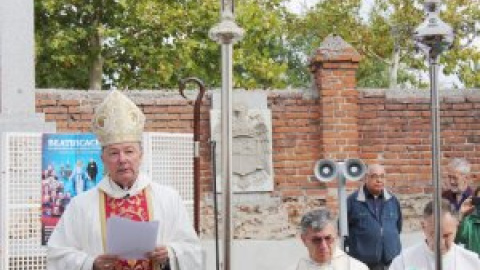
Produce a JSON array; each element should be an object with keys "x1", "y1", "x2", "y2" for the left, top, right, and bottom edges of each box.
[
  {"x1": 310, "y1": 235, "x2": 335, "y2": 245},
  {"x1": 369, "y1": 173, "x2": 385, "y2": 179}
]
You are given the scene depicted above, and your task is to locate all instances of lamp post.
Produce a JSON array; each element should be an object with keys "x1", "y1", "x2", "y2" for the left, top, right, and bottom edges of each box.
[
  {"x1": 413, "y1": 1, "x2": 454, "y2": 269},
  {"x1": 209, "y1": 1, "x2": 244, "y2": 270}
]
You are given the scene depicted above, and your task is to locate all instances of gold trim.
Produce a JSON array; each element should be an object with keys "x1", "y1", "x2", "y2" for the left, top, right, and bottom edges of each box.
[
  {"x1": 145, "y1": 187, "x2": 160, "y2": 270},
  {"x1": 99, "y1": 190, "x2": 107, "y2": 252},
  {"x1": 98, "y1": 188, "x2": 157, "y2": 269},
  {"x1": 146, "y1": 187, "x2": 154, "y2": 221}
]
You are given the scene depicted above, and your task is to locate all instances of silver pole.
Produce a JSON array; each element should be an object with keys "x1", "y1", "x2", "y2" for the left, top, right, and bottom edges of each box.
[
  {"x1": 430, "y1": 55, "x2": 442, "y2": 270},
  {"x1": 221, "y1": 43, "x2": 233, "y2": 270},
  {"x1": 209, "y1": 3, "x2": 244, "y2": 270},
  {"x1": 337, "y1": 169, "x2": 348, "y2": 250},
  {"x1": 413, "y1": 2, "x2": 454, "y2": 269}
]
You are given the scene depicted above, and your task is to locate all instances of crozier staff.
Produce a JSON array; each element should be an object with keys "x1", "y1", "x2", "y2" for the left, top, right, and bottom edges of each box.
[{"x1": 47, "y1": 90, "x2": 202, "y2": 270}]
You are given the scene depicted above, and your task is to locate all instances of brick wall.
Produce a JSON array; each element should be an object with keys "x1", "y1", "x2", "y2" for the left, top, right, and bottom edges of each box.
[
  {"x1": 358, "y1": 89, "x2": 480, "y2": 191},
  {"x1": 34, "y1": 36, "x2": 480, "y2": 238}
]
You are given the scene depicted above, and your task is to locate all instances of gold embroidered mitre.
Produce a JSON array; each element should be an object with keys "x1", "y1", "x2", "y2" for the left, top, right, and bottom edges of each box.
[{"x1": 92, "y1": 90, "x2": 145, "y2": 146}]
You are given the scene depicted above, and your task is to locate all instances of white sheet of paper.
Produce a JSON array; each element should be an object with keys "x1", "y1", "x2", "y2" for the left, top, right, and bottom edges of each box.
[{"x1": 106, "y1": 215, "x2": 159, "y2": 260}]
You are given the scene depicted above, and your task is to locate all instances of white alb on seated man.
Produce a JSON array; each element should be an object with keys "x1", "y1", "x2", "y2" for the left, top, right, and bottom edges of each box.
[
  {"x1": 290, "y1": 209, "x2": 368, "y2": 270},
  {"x1": 389, "y1": 199, "x2": 480, "y2": 270}
]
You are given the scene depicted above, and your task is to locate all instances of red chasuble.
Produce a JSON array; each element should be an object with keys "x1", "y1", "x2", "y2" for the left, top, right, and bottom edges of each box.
[{"x1": 101, "y1": 190, "x2": 154, "y2": 270}]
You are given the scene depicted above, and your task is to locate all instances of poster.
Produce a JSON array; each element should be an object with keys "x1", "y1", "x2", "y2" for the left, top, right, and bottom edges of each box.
[{"x1": 41, "y1": 133, "x2": 103, "y2": 245}]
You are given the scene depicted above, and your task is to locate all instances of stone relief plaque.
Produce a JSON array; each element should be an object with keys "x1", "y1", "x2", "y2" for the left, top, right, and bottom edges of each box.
[{"x1": 210, "y1": 91, "x2": 273, "y2": 193}]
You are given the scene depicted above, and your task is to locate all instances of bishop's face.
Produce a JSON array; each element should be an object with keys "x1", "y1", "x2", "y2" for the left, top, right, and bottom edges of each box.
[
  {"x1": 101, "y1": 142, "x2": 143, "y2": 189},
  {"x1": 301, "y1": 224, "x2": 337, "y2": 264}
]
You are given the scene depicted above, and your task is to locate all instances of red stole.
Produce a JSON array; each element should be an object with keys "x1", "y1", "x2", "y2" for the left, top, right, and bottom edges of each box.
[{"x1": 100, "y1": 189, "x2": 154, "y2": 270}]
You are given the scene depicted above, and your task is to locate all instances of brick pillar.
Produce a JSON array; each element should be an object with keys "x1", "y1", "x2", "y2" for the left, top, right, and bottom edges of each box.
[{"x1": 309, "y1": 34, "x2": 362, "y2": 161}]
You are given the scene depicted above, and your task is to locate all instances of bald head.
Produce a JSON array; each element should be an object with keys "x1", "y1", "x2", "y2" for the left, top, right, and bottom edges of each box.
[{"x1": 368, "y1": 164, "x2": 385, "y2": 175}]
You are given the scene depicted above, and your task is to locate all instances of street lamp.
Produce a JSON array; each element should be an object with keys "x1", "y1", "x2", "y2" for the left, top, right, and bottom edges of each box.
[
  {"x1": 413, "y1": 0, "x2": 454, "y2": 58},
  {"x1": 209, "y1": 1, "x2": 244, "y2": 270},
  {"x1": 413, "y1": 1, "x2": 454, "y2": 270},
  {"x1": 210, "y1": 1, "x2": 244, "y2": 44}
]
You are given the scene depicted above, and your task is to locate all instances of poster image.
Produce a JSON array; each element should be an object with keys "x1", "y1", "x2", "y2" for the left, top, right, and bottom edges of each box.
[{"x1": 41, "y1": 133, "x2": 103, "y2": 245}]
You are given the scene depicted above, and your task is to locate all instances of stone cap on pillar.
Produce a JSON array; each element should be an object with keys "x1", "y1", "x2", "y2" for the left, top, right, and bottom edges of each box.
[{"x1": 309, "y1": 34, "x2": 362, "y2": 72}]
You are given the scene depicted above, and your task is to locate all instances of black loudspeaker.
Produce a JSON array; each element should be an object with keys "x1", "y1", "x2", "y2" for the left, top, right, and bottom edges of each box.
[
  {"x1": 344, "y1": 158, "x2": 367, "y2": 182},
  {"x1": 314, "y1": 159, "x2": 338, "y2": 182}
]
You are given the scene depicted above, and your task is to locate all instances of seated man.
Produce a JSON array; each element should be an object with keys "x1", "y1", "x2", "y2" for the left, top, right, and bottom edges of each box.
[
  {"x1": 389, "y1": 199, "x2": 480, "y2": 270},
  {"x1": 290, "y1": 209, "x2": 368, "y2": 270}
]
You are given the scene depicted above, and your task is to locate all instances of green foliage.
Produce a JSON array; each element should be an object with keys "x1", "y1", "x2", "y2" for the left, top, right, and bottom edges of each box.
[
  {"x1": 357, "y1": 59, "x2": 389, "y2": 88},
  {"x1": 286, "y1": 0, "x2": 480, "y2": 89},
  {"x1": 35, "y1": 0, "x2": 291, "y2": 90},
  {"x1": 360, "y1": 0, "x2": 480, "y2": 88},
  {"x1": 34, "y1": 0, "x2": 480, "y2": 90},
  {"x1": 285, "y1": 0, "x2": 364, "y2": 87},
  {"x1": 441, "y1": 0, "x2": 480, "y2": 88}
]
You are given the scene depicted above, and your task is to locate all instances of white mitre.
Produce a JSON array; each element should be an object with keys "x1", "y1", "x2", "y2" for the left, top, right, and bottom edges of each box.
[{"x1": 91, "y1": 90, "x2": 145, "y2": 146}]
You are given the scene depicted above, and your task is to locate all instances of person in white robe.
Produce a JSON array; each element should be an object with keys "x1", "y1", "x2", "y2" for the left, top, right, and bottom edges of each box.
[
  {"x1": 47, "y1": 90, "x2": 202, "y2": 270},
  {"x1": 289, "y1": 209, "x2": 368, "y2": 270},
  {"x1": 389, "y1": 199, "x2": 480, "y2": 270}
]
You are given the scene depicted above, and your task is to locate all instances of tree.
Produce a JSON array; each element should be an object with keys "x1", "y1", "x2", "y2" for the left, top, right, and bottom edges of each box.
[
  {"x1": 285, "y1": 0, "x2": 365, "y2": 87},
  {"x1": 285, "y1": 0, "x2": 480, "y2": 89},
  {"x1": 35, "y1": 0, "x2": 126, "y2": 90},
  {"x1": 34, "y1": 0, "x2": 480, "y2": 90},
  {"x1": 35, "y1": 0, "x2": 291, "y2": 90},
  {"x1": 360, "y1": 0, "x2": 423, "y2": 89},
  {"x1": 355, "y1": 0, "x2": 480, "y2": 89},
  {"x1": 441, "y1": 0, "x2": 480, "y2": 88}
]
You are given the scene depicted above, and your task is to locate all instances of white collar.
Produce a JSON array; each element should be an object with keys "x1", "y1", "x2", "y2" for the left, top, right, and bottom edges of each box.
[
  {"x1": 301, "y1": 247, "x2": 347, "y2": 267},
  {"x1": 422, "y1": 240, "x2": 456, "y2": 268},
  {"x1": 97, "y1": 172, "x2": 151, "y2": 198}
]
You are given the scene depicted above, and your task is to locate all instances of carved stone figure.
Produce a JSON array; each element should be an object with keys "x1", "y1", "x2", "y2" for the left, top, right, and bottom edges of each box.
[{"x1": 211, "y1": 95, "x2": 273, "y2": 193}]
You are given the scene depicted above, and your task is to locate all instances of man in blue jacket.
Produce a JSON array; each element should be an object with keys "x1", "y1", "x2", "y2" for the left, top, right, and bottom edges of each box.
[{"x1": 346, "y1": 164, "x2": 402, "y2": 270}]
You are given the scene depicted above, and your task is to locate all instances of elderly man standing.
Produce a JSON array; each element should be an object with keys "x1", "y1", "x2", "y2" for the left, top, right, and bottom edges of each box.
[
  {"x1": 47, "y1": 90, "x2": 202, "y2": 270},
  {"x1": 390, "y1": 199, "x2": 480, "y2": 269},
  {"x1": 443, "y1": 158, "x2": 473, "y2": 212},
  {"x1": 346, "y1": 164, "x2": 402, "y2": 270},
  {"x1": 290, "y1": 209, "x2": 368, "y2": 270}
]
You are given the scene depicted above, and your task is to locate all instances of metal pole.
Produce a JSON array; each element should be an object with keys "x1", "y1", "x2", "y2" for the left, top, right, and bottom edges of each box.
[
  {"x1": 209, "y1": 3, "x2": 244, "y2": 270},
  {"x1": 221, "y1": 43, "x2": 233, "y2": 270},
  {"x1": 210, "y1": 140, "x2": 220, "y2": 270},
  {"x1": 337, "y1": 167, "x2": 349, "y2": 251},
  {"x1": 412, "y1": 2, "x2": 454, "y2": 269},
  {"x1": 430, "y1": 55, "x2": 442, "y2": 270}
]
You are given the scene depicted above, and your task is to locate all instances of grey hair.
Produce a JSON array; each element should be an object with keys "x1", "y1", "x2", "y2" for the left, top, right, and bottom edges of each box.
[
  {"x1": 300, "y1": 209, "x2": 336, "y2": 234},
  {"x1": 448, "y1": 158, "x2": 471, "y2": 175}
]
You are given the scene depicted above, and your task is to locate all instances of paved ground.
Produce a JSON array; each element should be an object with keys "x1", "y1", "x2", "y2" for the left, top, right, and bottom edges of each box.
[{"x1": 201, "y1": 231, "x2": 423, "y2": 269}]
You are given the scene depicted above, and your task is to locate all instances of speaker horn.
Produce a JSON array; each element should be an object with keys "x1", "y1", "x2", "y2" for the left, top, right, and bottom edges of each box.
[
  {"x1": 344, "y1": 158, "x2": 367, "y2": 181},
  {"x1": 314, "y1": 159, "x2": 338, "y2": 182}
]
